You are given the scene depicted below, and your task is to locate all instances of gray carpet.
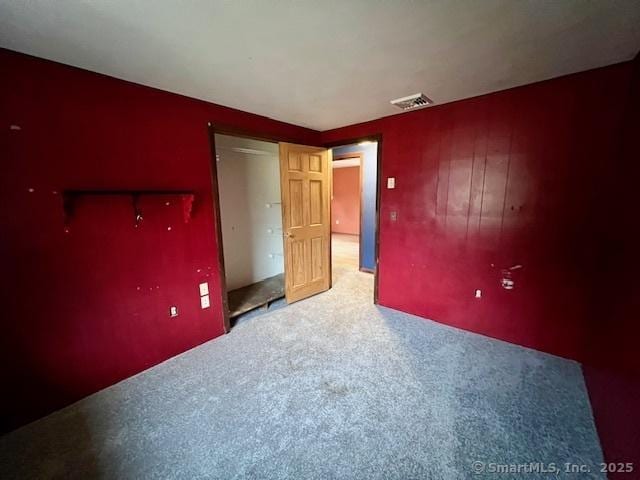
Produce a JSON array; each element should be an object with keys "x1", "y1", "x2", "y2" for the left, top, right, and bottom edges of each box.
[{"x1": 0, "y1": 268, "x2": 604, "y2": 479}]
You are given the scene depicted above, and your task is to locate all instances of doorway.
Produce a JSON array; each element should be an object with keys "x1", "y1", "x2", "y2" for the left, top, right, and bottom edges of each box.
[
  {"x1": 331, "y1": 153, "x2": 361, "y2": 270},
  {"x1": 330, "y1": 141, "x2": 379, "y2": 274},
  {"x1": 214, "y1": 133, "x2": 286, "y2": 321},
  {"x1": 209, "y1": 129, "x2": 333, "y2": 329},
  {"x1": 209, "y1": 126, "x2": 381, "y2": 331}
]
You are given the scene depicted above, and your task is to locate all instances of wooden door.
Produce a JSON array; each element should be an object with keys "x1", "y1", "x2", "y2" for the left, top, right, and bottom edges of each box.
[{"x1": 279, "y1": 142, "x2": 331, "y2": 303}]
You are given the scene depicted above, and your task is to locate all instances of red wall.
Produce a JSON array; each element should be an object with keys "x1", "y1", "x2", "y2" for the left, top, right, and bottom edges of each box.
[
  {"x1": 322, "y1": 61, "x2": 639, "y2": 472},
  {"x1": 331, "y1": 166, "x2": 360, "y2": 234},
  {"x1": 321, "y1": 63, "x2": 633, "y2": 362},
  {"x1": 583, "y1": 53, "x2": 640, "y2": 478},
  {"x1": 0, "y1": 48, "x2": 318, "y2": 432}
]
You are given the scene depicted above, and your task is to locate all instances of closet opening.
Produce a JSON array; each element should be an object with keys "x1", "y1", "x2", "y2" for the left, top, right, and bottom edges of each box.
[{"x1": 213, "y1": 133, "x2": 285, "y2": 324}]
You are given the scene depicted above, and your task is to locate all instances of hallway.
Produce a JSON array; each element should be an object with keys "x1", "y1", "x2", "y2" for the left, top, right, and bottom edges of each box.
[{"x1": 331, "y1": 233, "x2": 360, "y2": 271}]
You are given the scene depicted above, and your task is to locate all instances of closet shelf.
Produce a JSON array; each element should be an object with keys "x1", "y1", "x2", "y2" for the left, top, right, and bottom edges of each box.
[{"x1": 62, "y1": 189, "x2": 196, "y2": 229}]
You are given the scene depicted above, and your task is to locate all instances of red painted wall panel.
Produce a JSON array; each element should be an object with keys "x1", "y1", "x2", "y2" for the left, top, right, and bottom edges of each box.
[
  {"x1": 0, "y1": 48, "x2": 318, "y2": 432},
  {"x1": 321, "y1": 63, "x2": 632, "y2": 362},
  {"x1": 331, "y1": 166, "x2": 360, "y2": 234},
  {"x1": 322, "y1": 61, "x2": 640, "y2": 470},
  {"x1": 583, "y1": 53, "x2": 640, "y2": 477}
]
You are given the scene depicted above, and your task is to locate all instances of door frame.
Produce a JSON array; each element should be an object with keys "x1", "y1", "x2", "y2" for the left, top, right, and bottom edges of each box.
[
  {"x1": 323, "y1": 135, "x2": 383, "y2": 304},
  {"x1": 331, "y1": 152, "x2": 366, "y2": 272},
  {"x1": 206, "y1": 122, "x2": 327, "y2": 332},
  {"x1": 207, "y1": 123, "x2": 383, "y2": 332},
  {"x1": 206, "y1": 123, "x2": 294, "y2": 333}
]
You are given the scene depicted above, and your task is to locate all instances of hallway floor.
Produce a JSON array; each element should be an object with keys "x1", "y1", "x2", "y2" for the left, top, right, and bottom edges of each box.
[
  {"x1": 0, "y1": 268, "x2": 604, "y2": 479},
  {"x1": 331, "y1": 233, "x2": 360, "y2": 270}
]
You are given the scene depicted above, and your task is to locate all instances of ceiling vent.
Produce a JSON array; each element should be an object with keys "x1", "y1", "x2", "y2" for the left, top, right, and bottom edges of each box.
[{"x1": 390, "y1": 93, "x2": 433, "y2": 111}]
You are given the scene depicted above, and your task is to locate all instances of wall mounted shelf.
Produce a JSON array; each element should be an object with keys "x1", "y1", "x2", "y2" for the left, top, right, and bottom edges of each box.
[{"x1": 62, "y1": 189, "x2": 196, "y2": 230}]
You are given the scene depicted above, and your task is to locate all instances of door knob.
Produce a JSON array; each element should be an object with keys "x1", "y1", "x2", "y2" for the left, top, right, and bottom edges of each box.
[{"x1": 284, "y1": 232, "x2": 295, "y2": 238}]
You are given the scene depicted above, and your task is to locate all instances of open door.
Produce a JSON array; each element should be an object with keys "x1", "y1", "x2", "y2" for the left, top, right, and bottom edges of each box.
[{"x1": 279, "y1": 142, "x2": 331, "y2": 303}]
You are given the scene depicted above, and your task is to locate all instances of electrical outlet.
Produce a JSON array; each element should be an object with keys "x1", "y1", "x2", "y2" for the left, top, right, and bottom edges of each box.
[
  {"x1": 200, "y1": 294, "x2": 210, "y2": 309},
  {"x1": 169, "y1": 306, "x2": 178, "y2": 317},
  {"x1": 199, "y1": 282, "x2": 209, "y2": 296},
  {"x1": 390, "y1": 211, "x2": 398, "y2": 222},
  {"x1": 387, "y1": 177, "x2": 396, "y2": 189},
  {"x1": 475, "y1": 289, "x2": 482, "y2": 299}
]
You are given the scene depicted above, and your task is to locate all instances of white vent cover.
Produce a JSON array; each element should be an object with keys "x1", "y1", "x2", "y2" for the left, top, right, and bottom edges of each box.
[{"x1": 390, "y1": 93, "x2": 433, "y2": 111}]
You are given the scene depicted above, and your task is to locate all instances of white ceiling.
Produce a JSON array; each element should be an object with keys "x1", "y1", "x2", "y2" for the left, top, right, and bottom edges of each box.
[{"x1": 1, "y1": 1, "x2": 639, "y2": 131}]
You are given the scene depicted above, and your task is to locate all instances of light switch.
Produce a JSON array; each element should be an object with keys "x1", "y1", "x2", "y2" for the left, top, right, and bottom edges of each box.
[
  {"x1": 199, "y1": 282, "x2": 209, "y2": 296},
  {"x1": 200, "y1": 294, "x2": 210, "y2": 309},
  {"x1": 169, "y1": 306, "x2": 178, "y2": 317},
  {"x1": 387, "y1": 177, "x2": 396, "y2": 189}
]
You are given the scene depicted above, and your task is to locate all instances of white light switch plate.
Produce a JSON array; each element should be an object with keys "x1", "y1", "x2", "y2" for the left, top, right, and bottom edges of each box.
[
  {"x1": 387, "y1": 177, "x2": 395, "y2": 189},
  {"x1": 200, "y1": 294, "x2": 210, "y2": 309},
  {"x1": 199, "y1": 282, "x2": 209, "y2": 296}
]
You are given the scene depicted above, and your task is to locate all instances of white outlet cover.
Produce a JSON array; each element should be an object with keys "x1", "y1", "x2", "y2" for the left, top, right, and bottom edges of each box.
[
  {"x1": 169, "y1": 306, "x2": 178, "y2": 317},
  {"x1": 475, "y1": 289, "x2": 482, "y2": 298},
  {"x1": 200, "y1": 294, "x2": 210, "y2": 309},
  {"x1": 199, "y1": 282, "x2": 209, "y2": 296},
  {"x1": 387, "y1": 177, "x2": 396, "y2": 189}
]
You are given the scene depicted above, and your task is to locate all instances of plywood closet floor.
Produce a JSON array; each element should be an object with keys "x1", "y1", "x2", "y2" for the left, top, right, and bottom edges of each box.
[{"x1": 228, "y1": 273, "x2": 285, "y2": 318}]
